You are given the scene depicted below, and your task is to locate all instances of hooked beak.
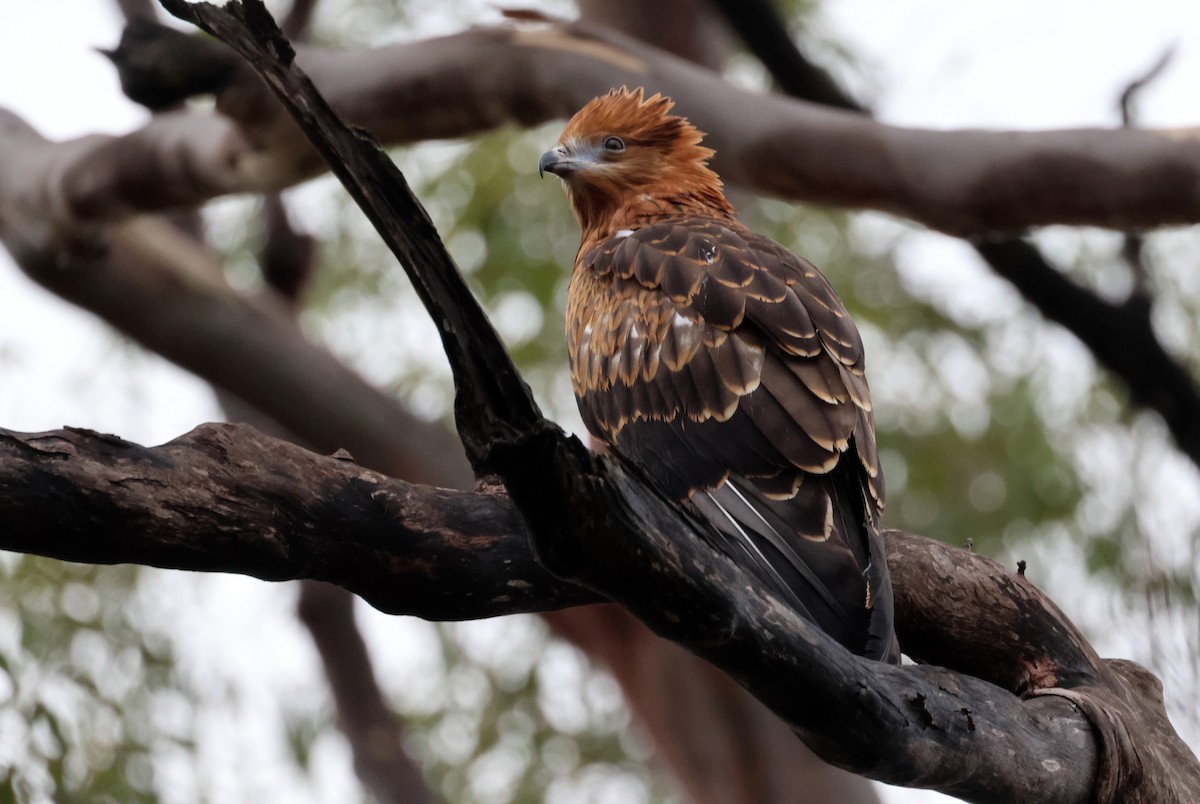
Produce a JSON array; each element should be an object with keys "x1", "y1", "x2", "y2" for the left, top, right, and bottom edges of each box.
[
  {"x1": 539, "y1": 145, "x2": 595, "y2": 179},
  {"x1": 539, "y1": 147, "x2": 567, "y2": 178}
]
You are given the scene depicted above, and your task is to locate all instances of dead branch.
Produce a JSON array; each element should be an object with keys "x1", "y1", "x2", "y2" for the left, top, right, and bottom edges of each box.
[
  {"x1": 0, "y1": 423, "x2": 589, "y2": 617},
  {"x1": 2, "y1": 421, "x2": 1197, "y2": 801}
]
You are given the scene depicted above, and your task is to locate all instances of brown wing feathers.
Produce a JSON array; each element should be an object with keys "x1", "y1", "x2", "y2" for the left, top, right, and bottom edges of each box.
[
  {"x1": 567, "y1": 219, "x2": 896, "y2": 661},
  {"x1": 547, "y1": 88, "x2": 894, "y2": 661}
]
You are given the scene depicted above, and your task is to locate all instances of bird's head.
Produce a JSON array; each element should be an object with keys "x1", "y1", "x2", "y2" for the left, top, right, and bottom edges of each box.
[{"x1": 540, "y1": 87, "x2": 731, "y2": 234}]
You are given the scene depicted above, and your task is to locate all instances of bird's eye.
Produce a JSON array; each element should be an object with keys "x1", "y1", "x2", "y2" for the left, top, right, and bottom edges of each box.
[{"x1": 603, "y1": 136, "x2": 626, "y2": 153}]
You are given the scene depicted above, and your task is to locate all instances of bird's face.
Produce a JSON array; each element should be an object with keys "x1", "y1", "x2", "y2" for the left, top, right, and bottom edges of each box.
[
  {"x1": 539, "y1": 88, "x2": 725, "y2": 233},
  {"x1": 539, "y1": 130, "x2": 668, "y2": 235},
  {"x1": 539, "y1": 132, "x2": 662, "y2": 197}
]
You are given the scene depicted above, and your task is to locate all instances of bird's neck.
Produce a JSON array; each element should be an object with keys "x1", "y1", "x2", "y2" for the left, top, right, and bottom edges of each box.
[{"x1": 571, "y1": 183, "x2": 736, "y2": 250}]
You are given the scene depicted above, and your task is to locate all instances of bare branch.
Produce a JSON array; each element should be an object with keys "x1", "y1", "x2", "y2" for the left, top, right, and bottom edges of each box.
[
  {"x1": 1119, "y1": 47, "x2": 1177, "y2": 128},
  {"x1": 0, "y1": 423, "x2": 590, "y2": 618},
  {"x1": 4, "y1": 421, "x2": 1197, "y2": 800},
  {"x1": 1116, "y1": 48, "x2": 1175, "y2": 301},
  {"x1": 15, "y1": 20, "x2": 1200, "y2": 237},
  {"x1": 707, "y1": 0, "x2": 866, "y2": 111}
]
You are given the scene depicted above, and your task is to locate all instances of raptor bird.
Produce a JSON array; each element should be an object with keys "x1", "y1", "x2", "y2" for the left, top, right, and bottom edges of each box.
[{"x1": 539, "y1": 87, "x2": 897, "y2": 662}]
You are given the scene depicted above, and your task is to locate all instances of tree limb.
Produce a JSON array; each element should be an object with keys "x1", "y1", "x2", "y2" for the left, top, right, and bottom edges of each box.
[
  {"x1": 0, "y1": 423, "x2": 591, "y2": 618},
  {"x1": 3, "y1": 421, "x2": 1197, "y2": 801},
  {"x1": 10, "y1": 18, "x2": 1200, "y2": 241}
]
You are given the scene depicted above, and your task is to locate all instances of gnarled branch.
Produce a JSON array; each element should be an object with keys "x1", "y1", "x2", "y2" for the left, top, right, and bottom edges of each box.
[
  {"x1": 0, "y1": 423, "x2": 589, "y2": 618},
  {"x1": 2, "y1": 421, "x2": 1196, "y2": 801}
]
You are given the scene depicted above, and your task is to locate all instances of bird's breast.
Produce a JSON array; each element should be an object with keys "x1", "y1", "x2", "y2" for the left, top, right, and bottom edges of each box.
[{"x1": 566, "y1": 268, "x2": 685, "y2": 395}]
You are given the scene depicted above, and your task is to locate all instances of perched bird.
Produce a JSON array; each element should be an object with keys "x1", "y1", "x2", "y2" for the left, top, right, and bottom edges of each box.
[{"x1": 539, "y1": 87, "x2": 896, "y2": 662}]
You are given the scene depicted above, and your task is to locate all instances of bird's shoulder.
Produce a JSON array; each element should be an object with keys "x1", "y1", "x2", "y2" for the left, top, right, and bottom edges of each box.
[
  {"x1": 568, "y1": 214, "x2": 884, "y2": 512},
  {"x1": 577, "y1": 216, "x2": 862, "y2": 368}
]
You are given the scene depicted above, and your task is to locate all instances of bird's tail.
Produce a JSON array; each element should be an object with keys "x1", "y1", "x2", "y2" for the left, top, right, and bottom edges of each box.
[{"x1": 691, "y1": 461, "x2": 898, "y2": 663}]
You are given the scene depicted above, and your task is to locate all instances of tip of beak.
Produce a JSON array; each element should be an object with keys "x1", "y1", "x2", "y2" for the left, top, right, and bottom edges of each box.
[{"x1": 538, "y1": 149, "x2": 558, "y2": 179}]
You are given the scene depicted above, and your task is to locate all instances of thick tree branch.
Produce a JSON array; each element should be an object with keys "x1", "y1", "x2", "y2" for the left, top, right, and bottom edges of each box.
[
  {"x1": 9, "y1": 19, "x2": 1200, "y2": 243},
  {"x1": 0, "y1": 423, "x2": 591, "y2": 617},
  {"x1": 3, "y1": 422, "x2": 1197, "y2": 800}
]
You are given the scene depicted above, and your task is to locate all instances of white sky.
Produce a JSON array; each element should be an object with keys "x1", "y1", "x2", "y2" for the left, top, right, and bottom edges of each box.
[{"x1": 1, "y1": 2, "x2": 1199, "y2": 802}]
